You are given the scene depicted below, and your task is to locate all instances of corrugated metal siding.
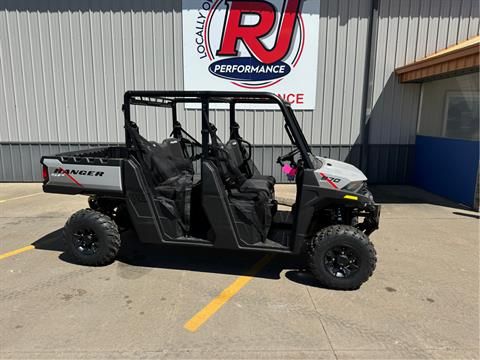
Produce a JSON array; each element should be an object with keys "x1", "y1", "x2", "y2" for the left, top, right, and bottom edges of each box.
[{"x1": 0, "y1": 0, "x2": 186, "y2": 144}]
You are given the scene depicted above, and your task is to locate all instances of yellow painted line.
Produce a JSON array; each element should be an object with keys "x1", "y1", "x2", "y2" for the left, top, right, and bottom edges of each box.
[
  {"x1": 184, "y1": 254, "x2": 274, "y2": 332},
  {"x1": 0, "y1": 245, "x2": 35, "y2": 260},
  {"x1": 0, "y1": 192, "x2": 43, "y2": 204},
  {"x1": 344, "y1": 195, "x2": 358, "y2": 201}
]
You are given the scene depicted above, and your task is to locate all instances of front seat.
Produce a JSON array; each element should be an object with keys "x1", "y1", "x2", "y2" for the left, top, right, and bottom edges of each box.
[
  {"x1": 224, "y1": 139, "x2": 276, "y2": 189},
  {"x1": 207, "y1": 123, "x2": 276, "y2": 241},
  {"x1": 207, "y1": 124, "x2": 273, "y2": 198}
]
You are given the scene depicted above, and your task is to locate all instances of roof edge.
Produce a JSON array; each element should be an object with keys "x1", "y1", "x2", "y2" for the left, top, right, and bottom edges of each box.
[{"x1": 395, "y1": 36, "x2": 480, "y2": 83}]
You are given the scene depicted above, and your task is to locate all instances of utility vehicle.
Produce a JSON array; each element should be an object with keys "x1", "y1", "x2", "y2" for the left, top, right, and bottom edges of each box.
[{"x1": 41, "y1": 91, "x2": 380, "y2": 290}]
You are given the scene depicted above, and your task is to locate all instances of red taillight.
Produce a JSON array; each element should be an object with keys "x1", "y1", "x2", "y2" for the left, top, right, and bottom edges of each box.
[{"x1": 42, "y1": 165, "x2": 49, "y2": 182}]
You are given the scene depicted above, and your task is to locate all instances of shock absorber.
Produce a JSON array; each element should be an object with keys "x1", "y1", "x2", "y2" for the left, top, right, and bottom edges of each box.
[{"x1": 335, "y1": 208, "x2": 343, "y2": 224}]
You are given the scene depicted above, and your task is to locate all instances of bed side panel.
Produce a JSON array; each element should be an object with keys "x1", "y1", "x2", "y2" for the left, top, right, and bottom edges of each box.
[{"x1": 42, "y1": 158, "x2": 123, "y2": 194}]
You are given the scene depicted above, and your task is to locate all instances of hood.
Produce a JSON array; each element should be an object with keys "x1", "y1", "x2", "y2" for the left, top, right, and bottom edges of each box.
[{"x1": 313, "y1": 156, "x2": 367, "y2": 190}]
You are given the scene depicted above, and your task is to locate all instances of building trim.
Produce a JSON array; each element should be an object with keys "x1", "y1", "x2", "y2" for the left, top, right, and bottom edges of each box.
[{"x1": 395, "y1": 36, "x2": 480, "y2": 83}]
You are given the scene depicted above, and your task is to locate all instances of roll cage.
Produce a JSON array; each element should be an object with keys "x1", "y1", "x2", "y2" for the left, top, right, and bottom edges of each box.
[{"x1": 122, "y1": 91, "x2": 314, "y2": 168}]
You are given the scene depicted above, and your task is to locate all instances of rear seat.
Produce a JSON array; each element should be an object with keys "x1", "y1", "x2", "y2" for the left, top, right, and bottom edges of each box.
[
  {"x1": 126, "y1": 127, "x2": 194, "y2": 232},
  {"x1": 148, "y1": 138, "x2": 193, "y2": 185}
]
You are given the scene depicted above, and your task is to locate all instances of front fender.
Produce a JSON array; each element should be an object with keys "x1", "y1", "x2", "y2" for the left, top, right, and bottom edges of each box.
[{"x1": 292, "y1": 170, "x2": 380, "y2": 253}]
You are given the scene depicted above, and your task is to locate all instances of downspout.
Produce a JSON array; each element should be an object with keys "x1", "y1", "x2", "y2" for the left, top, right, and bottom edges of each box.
[{"x1": 359, "y1": 0, "x2": 379, "y2": 173}]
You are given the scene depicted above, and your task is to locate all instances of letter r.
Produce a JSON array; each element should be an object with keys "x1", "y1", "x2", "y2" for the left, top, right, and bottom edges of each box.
[{"x1": 216, "y1": 0, "x2": 301, "y2": 65}]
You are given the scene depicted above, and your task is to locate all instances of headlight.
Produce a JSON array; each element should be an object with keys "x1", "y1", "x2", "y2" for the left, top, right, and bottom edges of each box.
[{"x1": 342, "y1": 181, "x2": 364, "y2": 192}]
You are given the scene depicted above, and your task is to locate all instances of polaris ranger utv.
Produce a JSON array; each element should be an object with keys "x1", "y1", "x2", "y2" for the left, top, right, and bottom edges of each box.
[{"x1": 41, "y1": 91, "x2": 380, "y2": 290}]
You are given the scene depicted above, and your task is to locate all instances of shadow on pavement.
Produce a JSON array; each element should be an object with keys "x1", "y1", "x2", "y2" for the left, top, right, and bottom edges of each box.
[
  {"x1": 370, "y1": 185, "x2": 472, "y2": 210},
  {"x1": 32, "y1": 229, "x2": 317, "y2": 285},
  {"x1": 284, "y1": 269, "x2": 321, "y2": 287},
  {"x1": 32, "y1": 229, "x2": 64, "y2": 252},
  {"x1": 452, "y1": 211, "x2": 480, "y2": 219}
]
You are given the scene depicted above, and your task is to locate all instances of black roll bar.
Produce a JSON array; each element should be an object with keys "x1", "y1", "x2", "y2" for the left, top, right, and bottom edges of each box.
[{"x1": 122, "y1": 91, "x2": 313, "y2": 168}]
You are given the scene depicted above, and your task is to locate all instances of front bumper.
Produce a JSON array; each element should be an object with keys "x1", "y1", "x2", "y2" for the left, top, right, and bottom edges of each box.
[{"x1": 359, "y1": 203, "x2": 381, "y2": 235}]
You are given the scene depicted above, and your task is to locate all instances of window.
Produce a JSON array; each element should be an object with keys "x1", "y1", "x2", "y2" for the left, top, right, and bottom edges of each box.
[
  {"x1": 417, "y1": 72, "x2": 479, "y2": 141},
  {"x1": 443, "y1": 92, "x2": 479, "y2": 140}
]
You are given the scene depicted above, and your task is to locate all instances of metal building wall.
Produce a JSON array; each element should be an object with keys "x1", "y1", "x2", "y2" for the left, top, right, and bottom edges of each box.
[
  {"x1": 366, "y1": 0, "x2": 479, "y2": 183},
  {"x1": 0, "y1": 0, "x2": 478, "y2": 182}
]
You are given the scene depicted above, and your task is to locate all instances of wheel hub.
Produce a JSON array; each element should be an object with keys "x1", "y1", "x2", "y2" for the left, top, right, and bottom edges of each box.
[
  {"x1": 336, "y1": 254, "x2": 350, "y2": 266},
  {"x1": 324, "y1": 245, "x2": 360, "y2": 278},
  {"x1": 73, "y1": 229, "x2": 98, "y2": 255}
]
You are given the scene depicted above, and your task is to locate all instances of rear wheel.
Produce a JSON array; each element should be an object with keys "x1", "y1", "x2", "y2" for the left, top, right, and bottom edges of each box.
[
  {"x1": 64, "y1": 209, "x2": 121, "y2": 266},
  {"x1": 307, "y1": 225, "x2": 376, "y2": 290}
]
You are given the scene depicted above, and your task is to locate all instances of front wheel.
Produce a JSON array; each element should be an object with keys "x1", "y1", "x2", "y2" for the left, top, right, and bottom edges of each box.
[
  {"x1": 63, "y1": 209, "x2": 121, "y2": 266},
  {"x1": 307, "y1": 225, "x2": 376, "y2": 290}
]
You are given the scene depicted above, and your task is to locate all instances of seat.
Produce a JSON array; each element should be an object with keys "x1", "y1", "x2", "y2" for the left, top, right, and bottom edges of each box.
[
  {"x1": 207, "y1": 124, "x2": 275, "y2": 241},
  {"x1": 161, "y1": 138, "x2": 186, "y2": 160},
  {"x1": 238, "y1": 178, "x2": 272, "y2": 195},
  {"x1": 224, "y1": 139, "x2": 275, "y2": 189},
  {"x1": 148, "y1": 138, "x2": 193, "y2": 185},
  {"x1": 206, "y1": 124, "x2": 272, "y2": 198},
  {"x1": 126, "y1": 124, "x2": 194, "y2": 231}
]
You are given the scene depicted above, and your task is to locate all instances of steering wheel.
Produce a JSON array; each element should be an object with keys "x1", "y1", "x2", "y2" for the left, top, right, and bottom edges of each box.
[{"x1": 277, "y1": 148, "x2": 300, "y2": 165}]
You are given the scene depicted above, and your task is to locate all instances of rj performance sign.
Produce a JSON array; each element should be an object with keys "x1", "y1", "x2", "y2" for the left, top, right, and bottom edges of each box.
[{"x1": 182, "y1": 0, "x2": 320, "y2": 109}]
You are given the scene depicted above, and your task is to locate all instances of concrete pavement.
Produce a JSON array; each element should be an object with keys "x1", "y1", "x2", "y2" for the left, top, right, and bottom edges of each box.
[{"x1": 0, "y1": 183, "x2": 478, "y2": 359}]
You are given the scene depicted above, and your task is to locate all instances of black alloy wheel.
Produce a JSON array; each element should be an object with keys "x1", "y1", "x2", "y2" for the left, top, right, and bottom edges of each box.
[
  {"x1": 64, "y1": 209, "x2": 121, "y2": 266},
  {"x1": 308, "y1": 225, "x2": 376, "y2": 290},
  {"x1": 73, "y1": 229, "x2": 99, "y2": 256},
  {"x1": 324, "y1": 245, "x2": 360, "y2": 278}
]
